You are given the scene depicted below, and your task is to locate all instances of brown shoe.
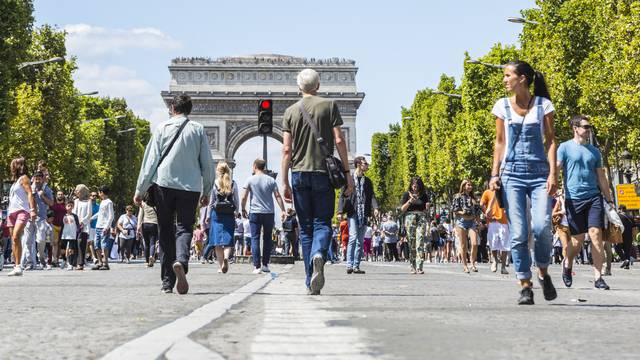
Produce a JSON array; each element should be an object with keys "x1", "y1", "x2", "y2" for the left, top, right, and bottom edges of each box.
[{"x1": 172, "y1": 262, "x2": 189, "y2": 295}]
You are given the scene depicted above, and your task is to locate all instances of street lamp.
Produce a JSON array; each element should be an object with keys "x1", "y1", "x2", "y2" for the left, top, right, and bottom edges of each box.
[
  {"x1": 402, "y1": 116, "x2": 413, "y2": 120},
  {"x1": 507, "y1": 17, "x2": 540, "y2": 25},
  {"x1": 81, "y1": 115, "x2": 126, "y2": 124},
  {"x1": 433, "y1": 91, "x2": 462, "y2": 99},
  {"x1": 117, "y1": 128, "x2": 136, "y2": 134},
  {"x1": 466, "y1": 59, "x2": 505, "y2": 69},
  {"x1": 78, "y1": 91, "x2": 99, "y2": 96},
  {"x1": 18, "y1": 57, "x2": 64, "y2": 70},
  {"x1": 621, "y1": 150, "x2": 633, "y2": 183}
]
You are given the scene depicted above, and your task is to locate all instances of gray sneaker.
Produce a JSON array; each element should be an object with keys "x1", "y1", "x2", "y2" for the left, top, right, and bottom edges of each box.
[{"x1": 310, "y1": 254, "x2": 325, "y2": 295}]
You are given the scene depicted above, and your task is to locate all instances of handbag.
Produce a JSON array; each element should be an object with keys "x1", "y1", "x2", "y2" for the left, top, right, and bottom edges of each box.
[
  {"x1": 495, "y1": 97, "x2": 534, "y2": 208},
  {"x1": 298, "y1": 101, "x2": 348, "y2": 189},
  {"x1": 143, "y1": 118, "x2": 190, "y2": 207},
  {"x1": 214, "y1": 182, "x2": 236, "y2": 215}
]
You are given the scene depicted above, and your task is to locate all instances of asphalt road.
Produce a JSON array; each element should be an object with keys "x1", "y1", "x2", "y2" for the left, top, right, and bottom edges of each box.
[{"x1": 1, "y1": 259, "x2": 639, "y2": 359}]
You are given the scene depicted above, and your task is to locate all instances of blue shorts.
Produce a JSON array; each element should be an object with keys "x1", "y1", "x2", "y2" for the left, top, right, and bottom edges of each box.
[
  {"x1": 456, "y1": 218, "x2": 476, "y2": 230},
  {"x1": 565, "y1": 195, "x2": 604, "y2": 235},
  {"x1": 94, "y1": 228, "x2": 113, "y2": 251}
]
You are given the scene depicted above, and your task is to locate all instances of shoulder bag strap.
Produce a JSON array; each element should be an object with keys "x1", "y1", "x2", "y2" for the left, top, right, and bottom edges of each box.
[
  {"x1": 298, "y1": 101, "x2": 331, "y2": 157},
  {"x1": 147, "y1": 118, "x2": 190, "y2": 183}
]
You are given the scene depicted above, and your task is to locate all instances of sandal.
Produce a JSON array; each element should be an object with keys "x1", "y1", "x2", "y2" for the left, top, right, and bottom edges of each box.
[
  {"x1": 417, "y1": 269, "x2": 425, "y2": 274},
  {"x1": 463, "y1": 267, "x2": 470, "y2": 273},
  {"x1": 472, "y1": 265, "x2": 478, "y2": 272}
]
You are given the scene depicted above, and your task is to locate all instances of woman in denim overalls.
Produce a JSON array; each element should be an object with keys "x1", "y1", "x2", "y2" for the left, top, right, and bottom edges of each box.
[{"x1": 489, "y1": 61, "x2": 558, "y2": 305}]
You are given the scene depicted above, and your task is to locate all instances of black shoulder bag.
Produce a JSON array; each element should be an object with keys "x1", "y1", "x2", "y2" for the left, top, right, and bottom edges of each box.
[
  {"x1": 298, "y1": 101, "x2": 348, "y2": 189},
  {"x1": 495, "y1": 97, "x2": 535, "y2": 208},
  {"x1": 143, "y1": 118, "x2": 190, "y2": 207}
]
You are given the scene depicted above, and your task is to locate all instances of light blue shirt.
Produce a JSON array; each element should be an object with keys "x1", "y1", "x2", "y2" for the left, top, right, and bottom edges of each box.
[
  {"x1": 558, "y1": 139, "x2": 603, "y2": 200},
  {"x1": 135, "y1": 115, "x2": 214, "y2": 197},
  {"x1": 244, "y1": 174, "x2": 278, "y2": 214}
]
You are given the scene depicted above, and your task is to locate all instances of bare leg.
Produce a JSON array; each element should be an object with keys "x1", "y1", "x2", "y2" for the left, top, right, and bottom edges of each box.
[
  {"x1": 589, "y1": 227, "x2": 604, "y2": 279},
  {"x1": 11, "y1": 223, "x2": 26, "y2": 267},
  {"x1": 456, "y1": 227, "x2": 469, "y2": 271},
  {"x1": 469, "y1": 229, "x2": 478, "y2": 270}
]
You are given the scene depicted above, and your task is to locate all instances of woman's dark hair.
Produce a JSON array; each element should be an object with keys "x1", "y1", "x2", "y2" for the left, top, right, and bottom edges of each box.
[
  {"x1": 408, "y1": 176, "x2": 425, "y2": 195},
  {"x1": 99, "y1": 185, "x2": 110, "y2": 195},
  {"x1": 10, "y1": 157, "x2": 28, "y2": 181},
  {"x1": 507, "y1": 60, "x2": 551, "y2": 101},
  {"x1": 171, "y1": 94, "x2": 193, "y2": 115}
]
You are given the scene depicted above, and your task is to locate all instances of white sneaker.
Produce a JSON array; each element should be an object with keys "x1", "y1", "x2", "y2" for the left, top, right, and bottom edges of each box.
[
  {"x1": 66, "y1": 265, "x2": 74, "y2": 271},
  {"x1": 46, "y1": 264, "x2": 52, "y2": 270},
  {"x1": 252, "y1": 268, "x2": 262, "y2": 274},
  {"x1": 7, "y1": 266, "x2": 23, "y2": 276},
  {"x1": 261, "y1": 265, "x2": 270, "y2": 273}
]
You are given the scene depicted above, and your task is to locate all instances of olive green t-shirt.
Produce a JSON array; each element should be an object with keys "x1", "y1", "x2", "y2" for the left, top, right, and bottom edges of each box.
[{"x1": 282, "y1": 95, "x2": 344, "y2": 173}]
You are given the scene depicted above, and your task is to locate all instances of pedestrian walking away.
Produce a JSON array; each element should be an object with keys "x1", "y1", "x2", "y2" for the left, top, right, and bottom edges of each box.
[
  {"x1": 205, "y1": 161, "x2": 239, "y2": 274},
  {"x1": 281, "y1": 68, "x2": 354, "y2": 295},
  {"x1": 557, "y1": 115, "x2": 614, "y2": 290},
  {"x1": 137, "y1": 200, "x2": 158, "y2": 267},
  {"x1": 489, "y1": 60, "x2": 558, "y2": 305},
  {"x1": 480, "y1": 180, "x2": 510, "y2": 274},
  {"x1": 134, "y1": 94, "x2": 214, "y2": 294},
  {"x1": 241, "y1": 158, "x2": 286, "y2": 274}
]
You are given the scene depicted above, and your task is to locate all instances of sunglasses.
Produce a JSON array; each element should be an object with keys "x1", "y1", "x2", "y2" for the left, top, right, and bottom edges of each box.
[{"x1": 576, "y1": 124, "x2": 592, "y2": 130}]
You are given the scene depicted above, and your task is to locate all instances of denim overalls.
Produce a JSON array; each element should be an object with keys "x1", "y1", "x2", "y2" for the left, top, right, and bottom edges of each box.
[{"x1": 500, "y1": 96, "x2": 553, "y2": 280}]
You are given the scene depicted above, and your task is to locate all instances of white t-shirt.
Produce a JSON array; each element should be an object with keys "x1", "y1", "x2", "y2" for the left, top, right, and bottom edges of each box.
[
  {"x1": 118, "y1": 214, "x2": 137, "y2": 239},
  {"x1": 95, "y1": 199, "x2": 114, "y2": 229},
  {"x1": 491, "y1": 96, "x2": 555, "y2": 161},
  {"x1": 61, "y1": 214, "x2": 78, "y2": 240},
  {"x1": 73, "y1": 199, "x2": 92, "y2": 234},
  {"x1": 364, "y1": 226, "x2": 373, "y2": 239}
]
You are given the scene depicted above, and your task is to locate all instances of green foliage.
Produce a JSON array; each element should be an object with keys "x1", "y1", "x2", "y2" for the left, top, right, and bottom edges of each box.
[
  {"x1": 0, "y1": 23, "x2": 151, "y2": 211},
  {"x1": 0, "y1": 0, "x2": 34, "y2": 129},
  {"x1": 372, "y1": 0, "x2": 640, "y2": 201}
]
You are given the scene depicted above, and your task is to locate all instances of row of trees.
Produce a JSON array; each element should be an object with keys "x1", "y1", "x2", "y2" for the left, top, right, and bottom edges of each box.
[
  {"x1": 0, "y1": 1, "x2": 150, "y2": 211},
  {"x1": 370, "y1": 0, "x2": 640, "y2": 212}
]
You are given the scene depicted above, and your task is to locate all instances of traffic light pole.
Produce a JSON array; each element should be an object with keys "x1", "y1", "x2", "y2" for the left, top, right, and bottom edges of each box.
[{"x1": 263, "y1": 134, "x2": 268, "y2": 170}]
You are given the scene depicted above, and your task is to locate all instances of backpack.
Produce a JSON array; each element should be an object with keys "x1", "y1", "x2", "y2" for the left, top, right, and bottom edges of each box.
[{"x1": 214, "y1": 181, "x2": 236, "y2": 215}]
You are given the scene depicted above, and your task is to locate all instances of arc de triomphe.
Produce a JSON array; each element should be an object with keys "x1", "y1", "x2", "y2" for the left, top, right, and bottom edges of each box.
[{"x1": 161, "y1": 54, "x2": 365, "y2": 168}]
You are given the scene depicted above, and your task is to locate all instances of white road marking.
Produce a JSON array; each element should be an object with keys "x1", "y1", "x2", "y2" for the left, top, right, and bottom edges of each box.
[
  {"x1": 251, "y1": 278, "x2": 376, "y2": 359},
  {"x1": 101, "y1": 265, "x2": 292, "y2": 360}
]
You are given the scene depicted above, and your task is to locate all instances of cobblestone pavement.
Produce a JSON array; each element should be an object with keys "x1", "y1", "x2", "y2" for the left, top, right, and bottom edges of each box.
[{"x1": 2, "y1": 259, "x2": 639, "y2": 359}]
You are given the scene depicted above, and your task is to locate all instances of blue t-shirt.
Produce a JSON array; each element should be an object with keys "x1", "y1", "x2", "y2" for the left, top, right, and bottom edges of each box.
[
  {"x1": 90, "y1": 201, "x2": 100, "y2": 229},
  {"x1": 244, "y1": 174, "x2": 278, "y2": 214},
  {"x1": 33, "y1": 184, "x2": 53, "y2": 220},
  {"x1": 557, "y1": 140, "x2": 602, "y2": 200}
]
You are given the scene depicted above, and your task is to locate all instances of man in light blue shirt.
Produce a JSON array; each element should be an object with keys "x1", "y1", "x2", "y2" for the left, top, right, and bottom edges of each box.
[
  {"x1": 134, "y1": 94, "x2": 214, "y2": 295},
  {"x1": 241, "y1": 158, "x2": 286, "y2": 274},
  {"x1": 557, "y1": 115, "x2": 614, "y2": 291}
]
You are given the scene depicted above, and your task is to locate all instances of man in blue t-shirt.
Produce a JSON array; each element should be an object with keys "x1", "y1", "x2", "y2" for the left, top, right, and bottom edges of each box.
[{"x1": 557, "y1": 115, "x2": 614, "y2": 291}]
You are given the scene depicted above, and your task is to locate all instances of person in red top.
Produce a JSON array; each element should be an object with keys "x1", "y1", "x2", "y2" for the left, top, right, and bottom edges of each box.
[
  {"x1": 50, "y1": 191, "x2": 67, "y2": 267},
  {"x1": 339, "y1": 215, "x2": 349, "y2": 261}
]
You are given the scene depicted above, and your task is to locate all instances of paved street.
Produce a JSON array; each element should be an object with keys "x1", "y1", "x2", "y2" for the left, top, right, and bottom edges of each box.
[{"x1": 1, "y1": 260, "x2": 639, "y2": 359}]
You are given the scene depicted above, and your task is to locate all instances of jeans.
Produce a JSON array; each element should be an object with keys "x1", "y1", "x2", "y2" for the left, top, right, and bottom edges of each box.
[
  {"x1": 291, "y1": 172, "x2": 335, "y2": 288},
  {"x1": 20, "y1": 220, "x2": 38, "y2": 268},
  {"x1": 501, "y1": 164, "x2": 552, "y2": 280},
  {"x1": 346, "y1": 217, "x2": 366, "y2": 269},
  {"x1": 142, "y1": 223, "x2": 158, "y2": 262},
  {"x1": 154, "y1": 186, "x2": 200, "y2": 289},
  {"x1": 250, "y1": 213, "x2": 275, "y2": 268}
]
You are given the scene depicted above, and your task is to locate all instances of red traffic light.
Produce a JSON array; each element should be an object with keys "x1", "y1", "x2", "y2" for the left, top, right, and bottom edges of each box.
[{"x1": 260, "y1": 100, "x2": 272, "y2": 110}]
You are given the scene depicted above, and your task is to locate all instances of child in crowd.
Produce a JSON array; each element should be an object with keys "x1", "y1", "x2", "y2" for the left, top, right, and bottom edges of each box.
[
  {"x1": 372, "y1": 230, "x2": 383, "y2": 262},
  {"x1": 60, "y1": 201, "x2": 80, "y2": 270},
  {"x1": 193, "y1": 224, "x2": 204, "y2": 260}
]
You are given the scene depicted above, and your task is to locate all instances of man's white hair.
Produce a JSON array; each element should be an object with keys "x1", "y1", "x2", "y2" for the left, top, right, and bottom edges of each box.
[{"x1": 296, "y1": 68, "x2": 320, "y2": 93}]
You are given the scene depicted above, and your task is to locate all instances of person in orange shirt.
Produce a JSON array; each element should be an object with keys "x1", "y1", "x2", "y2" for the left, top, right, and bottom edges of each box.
[
  {"x1": 339, "y1": 215, "x2": 349, "y2": 261},
  {"x1": 480, "y1": 181, "x2": 510, "y2": 274}
]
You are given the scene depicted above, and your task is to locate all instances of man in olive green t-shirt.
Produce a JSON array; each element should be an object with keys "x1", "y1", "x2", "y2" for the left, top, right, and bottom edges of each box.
[{"x1": 281, "y1": 68, "x2": 354, "y2": 295}]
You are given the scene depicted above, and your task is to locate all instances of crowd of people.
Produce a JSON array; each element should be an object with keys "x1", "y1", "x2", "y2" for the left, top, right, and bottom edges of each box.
[{"x1": 3, "y1": 65, "x2": 639, "y2": 305}]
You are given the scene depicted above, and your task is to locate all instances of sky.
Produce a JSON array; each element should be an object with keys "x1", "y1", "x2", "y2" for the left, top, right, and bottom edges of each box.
[{"x1": 32, "y1": 0, "x2": 534, "y2": 221}]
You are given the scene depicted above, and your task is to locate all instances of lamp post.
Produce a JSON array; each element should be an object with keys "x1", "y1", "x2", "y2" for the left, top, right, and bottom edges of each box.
[
  {"x1": 466, "y1": 59, "x2": 505, "y2": 69},
  {"x1": 117, "y1": 128, "x2": 136, "y2": 134},
  {"x1": 433, "y1": 91, "x2": 462, "y2": 99},
  {"x1": 507, "y1": 17, "x2": 540, "y2": 25},
  {"x1": 18, "y1": 57, "x2": 64, "y2": 70},
  {"x1": 621, "y1": 150, "x2": 633, "y2": 184},
  {"x1": 81, "y1": 115, "x2": 126, "y2": 124},
  {"x1": 78, "y1": 91, "x2": 99, "y2": 96}
]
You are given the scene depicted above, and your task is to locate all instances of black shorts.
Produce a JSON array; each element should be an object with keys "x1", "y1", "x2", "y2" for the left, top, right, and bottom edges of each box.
[
  {"x1": 61, "y1": 239, "x2": 77, "y2": 250},
  {"x1": 565, "y1": 195, "x2": 604, "y2": 235}
]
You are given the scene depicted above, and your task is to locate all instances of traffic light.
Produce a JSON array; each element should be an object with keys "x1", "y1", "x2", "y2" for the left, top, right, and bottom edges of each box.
[{"x1": 258, "y1": 99, "x2": 273, "y2": 134}]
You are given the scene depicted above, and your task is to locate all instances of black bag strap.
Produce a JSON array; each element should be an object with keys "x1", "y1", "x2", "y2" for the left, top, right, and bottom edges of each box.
[
  {"x1": 298, "y1": 100, "x2": 331, "y2": 158},
  {"x1": 150, "y1": 117, "x2": 190, "y2": 179}
]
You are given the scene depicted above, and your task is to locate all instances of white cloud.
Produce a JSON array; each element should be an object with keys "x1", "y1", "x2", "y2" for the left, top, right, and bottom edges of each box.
[
  {"x1": 64, "y1": 23, "x2": 181, "y2": 57},
  {"x1": 74, "y1": 62, "x2": 166, "y2": 128}
]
